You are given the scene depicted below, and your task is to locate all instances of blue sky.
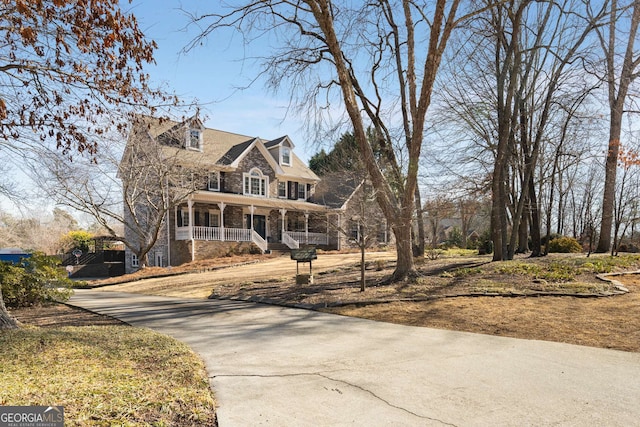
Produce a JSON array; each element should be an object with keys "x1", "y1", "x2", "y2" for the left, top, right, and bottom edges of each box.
[
  {"x1": 129, "y1": 0, "x2": 314, "y2": 161},
  {"x1": 0, "y1": 1, "x2": 319, "y2": 217}
]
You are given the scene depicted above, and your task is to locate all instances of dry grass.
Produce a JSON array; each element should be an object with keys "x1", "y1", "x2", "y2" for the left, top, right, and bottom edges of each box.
[{"x1": 0, "y1": 314, "x2": 217, "y2": 426}]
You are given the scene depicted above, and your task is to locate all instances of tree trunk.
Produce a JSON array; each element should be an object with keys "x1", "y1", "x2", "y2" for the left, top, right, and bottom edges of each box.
[
  {"x1": 360, "y1": 244, "x2": 366, "y2": 292},
  {"x1": 517, "y1": 209, "x2": 529, "y2": 253},
  {"x1": 391, "y1": 220, "x2": 415, "y2": 282},
  {"x1": 528, "y1": 176, "x2": 542, "y2": 257},
  {"x1": 413, "y1": 185, "x2": 425, "y2": 257},
  {"x1": 596, "y1": 135, "x2": 620, "y2": 253},
  {"x1": 0, "y1": 288, "x2": 18, "y2": 330}
]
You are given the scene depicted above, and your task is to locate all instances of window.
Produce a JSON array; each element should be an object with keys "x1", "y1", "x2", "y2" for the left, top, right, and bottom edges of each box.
[
  {"x1": 298, "y1": 182, "x2": 307, "y2": 200},
  {"x1": 350, "y1": 223, "x2": 361, "y2": 241},
  {"x1": 243, "y1": 168, "x2": 267, "y2": 197},
  {"x1": 281, "y1": 147, "x2": 291, "y2": 166},
  {"x1": 131, "y1": 253, "x2": 139, "y2": 268},
  {"x1": 377, "y1": 223, "x2": 388, "y2": 244},
  {"x1": 177, "y1": 209, "x2": 190, "y2": 227},
  {"x1": 206, "y1": 212, "x2": 220, "y2": 227},
  {"x1": 208, "y1": 171, "x2": 220, "y2": 191},
  {"x1": 188, "y1": 129, "x2": 201, "y2": 150},
  {"x1": 278, "y1": 181, "x2": 287, "y2": 198}
]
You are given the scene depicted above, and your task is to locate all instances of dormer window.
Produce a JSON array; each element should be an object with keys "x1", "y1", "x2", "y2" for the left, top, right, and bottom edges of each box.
[
  {"x1": 281, "y1": 146, "x2": 291, "y2": 166},
  {"x1": 188, "y1": 129, "x2": 202, "y2": 151}
]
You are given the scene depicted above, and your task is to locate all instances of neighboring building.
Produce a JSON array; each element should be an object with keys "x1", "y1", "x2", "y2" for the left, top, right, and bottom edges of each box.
[
  {"x1": 0, "y1": 248, "x2": 31, "y2": 264},
  {"x1": 122, "y1": 115, "x2": 382, "y2": 272}
]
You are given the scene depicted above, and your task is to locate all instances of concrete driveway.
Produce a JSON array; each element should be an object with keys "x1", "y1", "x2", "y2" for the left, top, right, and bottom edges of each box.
[{"x1": 69, "y1": 290, "x2": 640, "y2": 426}]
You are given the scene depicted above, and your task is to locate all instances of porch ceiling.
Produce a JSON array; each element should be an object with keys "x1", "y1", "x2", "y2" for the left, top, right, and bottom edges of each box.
[{"x1": 189, "y1": 191, "x2": 329, "y2": 212}]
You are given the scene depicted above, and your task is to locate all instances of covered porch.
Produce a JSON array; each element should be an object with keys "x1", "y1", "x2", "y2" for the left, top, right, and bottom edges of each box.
[{"x1": 173, "y1": 193, "x2": 331, "y2": 254}]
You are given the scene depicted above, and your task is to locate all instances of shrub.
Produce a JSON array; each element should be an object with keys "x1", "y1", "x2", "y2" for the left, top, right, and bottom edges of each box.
[
  {"x1": 0, "y1": 253, "x2": 73, "y2": 308},
  {"x1": 60, "y1": 230, "x2": 93, "y2": 253},
  {"x1": 547, "y1": 236, "x2": 582, "y2": 253},
  {"x1": 477, "y1": 231, "x2": 493, "y2": 255},
  {"x1": 426, "y1": 248, "x2": 442, "y2": 260}
]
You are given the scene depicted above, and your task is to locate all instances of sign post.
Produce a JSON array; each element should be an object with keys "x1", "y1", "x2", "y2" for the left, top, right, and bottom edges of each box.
[{"x1": 290, "y1": 247, "x2": 317, "y2": 284}]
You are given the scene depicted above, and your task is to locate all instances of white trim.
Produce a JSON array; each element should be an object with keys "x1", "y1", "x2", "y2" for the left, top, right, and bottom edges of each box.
[{"x1": 229, "y1": 139, "x2": 285, "y2": 176}]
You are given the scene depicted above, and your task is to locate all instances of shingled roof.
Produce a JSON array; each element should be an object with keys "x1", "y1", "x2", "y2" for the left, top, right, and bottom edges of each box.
[
  {"x1": 218, "y1": 138, "x2": 257, "y2": 165},
  {"x1": 311, "y1": 171, "x2": 361, "y2": 209},
  {"x1": 127, "y1": 115, "x2": 319, "y2": 182}
]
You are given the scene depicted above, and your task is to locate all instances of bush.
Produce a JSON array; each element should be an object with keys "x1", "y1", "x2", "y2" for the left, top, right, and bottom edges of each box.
[
  {"x1": 547, "y1": 236, "x2": 582, "y2": 253},
  {"x1": 60, "y1": 230, "x2": 93, "y2": 253},
  {"x1": 0, "y1": 253, "x2": 73, "y2": 308}
]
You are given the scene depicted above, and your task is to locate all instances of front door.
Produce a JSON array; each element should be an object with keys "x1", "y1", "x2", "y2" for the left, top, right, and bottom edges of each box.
[{"x1": 247, "y1": 214, "x2": 267, "y2": 239}]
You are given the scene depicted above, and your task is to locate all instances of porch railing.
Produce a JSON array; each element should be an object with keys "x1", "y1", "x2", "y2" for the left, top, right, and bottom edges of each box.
[
  {"x1": 287, "y1": 231, "x2": 329, "y2": 245},
  {"x1": 282, "y1": 232, "x2": 300, "y2": 249},
  {"x1": 251, "y1": 230, "x2": 268, "y2": 253},
  {"x1": 176, "y1": 226, "x2": 266, "y2": 253},
  {"x1": 177, "y1": 226, "x2": 252, "y2": 242},
  {"x1": 177, "y1": 226, "x2": 327, "y2": 252}
]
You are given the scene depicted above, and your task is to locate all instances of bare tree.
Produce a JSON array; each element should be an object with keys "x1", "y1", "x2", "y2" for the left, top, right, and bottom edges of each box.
[
  {"x1": 33, "y1": 116, "x2": 207, "y2": 269},
  {"x1": 424, "y1": 196, "x2": 456, "y2": 248},
  {"x1": 438, "y1": 0, "x2": 606, "y2": 260},
  {"x1": 0, "y1": 0, "x2": 165, "y2": 328},
  {"x1": 594, "y1": 0, "x2": 640, "y2": 252},
  {"x1": 186, "y1": 1, "x2": 489, "y2": 281},
  {"x1": 333, "y1": 179, "x2": 384, "y2": 292}
]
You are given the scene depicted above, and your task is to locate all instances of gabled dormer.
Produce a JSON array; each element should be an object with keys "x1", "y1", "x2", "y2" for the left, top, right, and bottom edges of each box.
[
  {"x1": 265, "y1": 136, "x2": 295, "y2": 167},
  {"x1": 185, "y1": 118, "x2": 205, "y2": 152}
]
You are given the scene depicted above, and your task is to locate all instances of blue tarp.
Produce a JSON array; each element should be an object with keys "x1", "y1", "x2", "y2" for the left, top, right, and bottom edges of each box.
[{"x1": 0, "y1": 253, "x2": 31, "y2": 264}]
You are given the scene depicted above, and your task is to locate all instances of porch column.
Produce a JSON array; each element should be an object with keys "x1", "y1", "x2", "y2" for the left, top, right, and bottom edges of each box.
[
  {"x1": 188, "y1": 199, "x2": 195, "y2": 261},
  {"x1": 218, "y1": 202, "x2": 226, "y2": 242},
  {"x1": 337, "y1": 213, "x2": 342, "y2": 250},
  {"x1": 249, "y1": 205, "x2": 255, "y2": 234},
  {"x1": 279, "y1": 209, "x2": 287, "y2": 241},
  {"x1": 304, "y1": 212, "x2": 309, "y2": 244},
  {"x1": 326, "y1": 213, "x2": 330, "y2": 246}
]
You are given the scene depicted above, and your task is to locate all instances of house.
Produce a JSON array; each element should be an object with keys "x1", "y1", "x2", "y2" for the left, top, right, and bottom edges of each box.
[
  {"x1": 311, "y1": 172, "x2": 392, "y2": 250},
  {"x1": 121, "y1": 115, "x2": 346, "y2": 272}
]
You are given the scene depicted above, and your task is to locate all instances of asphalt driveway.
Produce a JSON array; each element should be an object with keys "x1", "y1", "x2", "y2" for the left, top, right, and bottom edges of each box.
[{"x1": 69, "y1": 290, "x2": 640, "y2": 426}]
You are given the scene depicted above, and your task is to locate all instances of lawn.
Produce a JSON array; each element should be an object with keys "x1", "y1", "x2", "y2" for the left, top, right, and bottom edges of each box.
[{"x1": 0, "y1": 319, "x2": 216, "y2": 426}]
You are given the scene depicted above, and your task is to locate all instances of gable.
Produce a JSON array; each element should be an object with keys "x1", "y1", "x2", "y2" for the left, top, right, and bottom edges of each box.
[{"x1": 236, "y1": 145, "x2": 277, "y2": 176}]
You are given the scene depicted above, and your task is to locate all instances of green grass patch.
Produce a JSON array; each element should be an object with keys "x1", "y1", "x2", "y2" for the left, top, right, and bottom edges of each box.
[
  {"x1": 496, "y1": 262, "x2": 542, "y2": 275},
  {"x1": 441, "y1": 266, "x2": 484, "y2": 278},
  {"x1": 0, "y1": 326, "x2": 216, "y2": 426},
  {"x1": 537, "y1": 261, "x2": 576, "y2": 282},
  {"x1": 441, "y1": 248, "x2": 478, "y2": 257}
]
